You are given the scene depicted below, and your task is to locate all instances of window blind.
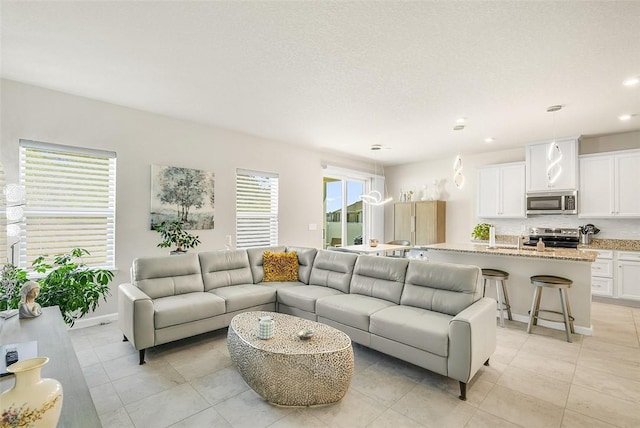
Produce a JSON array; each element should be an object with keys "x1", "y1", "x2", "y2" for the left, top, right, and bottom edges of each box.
[
  {"x1": 19, "y1": 140, "x2": 116, "y2": 269},
  {"x1": 236, "y1": 169, "x2": 278, "y2": 248},
  {"x1": 0, "y1": 163, "x2": 7, "y2": 265}
]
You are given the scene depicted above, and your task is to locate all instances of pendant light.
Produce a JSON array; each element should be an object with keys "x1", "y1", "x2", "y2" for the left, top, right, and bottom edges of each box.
[
  {"x1": 546, "y1": 105, "x2": 563, "y2": 186},
  {"x1": 452, "y1": 123, "x2": 465, "y2": 189},
  {"x1": 360, "y1": 145, "x2": 392, "y2": 206}
]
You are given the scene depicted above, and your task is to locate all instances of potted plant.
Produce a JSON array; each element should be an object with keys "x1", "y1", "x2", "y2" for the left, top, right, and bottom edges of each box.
[
  {"x1": 471, "y1": 223, "x2": 492, "y2": 241},
  {"x1": 0, "y1": 263, "x2": 28, "y2": 312},
  {"x1": 154, "y1": 220, "x2": 201, "y2": 254},
  {"x1": 32, "y1": 248, "x2": 113, "y2": 326}
]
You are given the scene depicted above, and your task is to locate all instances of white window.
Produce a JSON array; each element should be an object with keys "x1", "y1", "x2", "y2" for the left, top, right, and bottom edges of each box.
[
  {"x1": 19, "y1": 140, "x2": 116, "y2": 269},
  {"x1": 236, "y1": 169, "x2": 278, "y2": 248}
]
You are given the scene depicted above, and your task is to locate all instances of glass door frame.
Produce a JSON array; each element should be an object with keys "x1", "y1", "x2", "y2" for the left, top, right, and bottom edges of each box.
[{"x1": 323, "y1": 166, "x2": 379, "y2": 249}]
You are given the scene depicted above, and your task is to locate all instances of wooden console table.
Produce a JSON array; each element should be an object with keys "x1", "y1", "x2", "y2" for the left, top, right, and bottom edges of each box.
[{"x1": 0, "y1": 306, "x2": 100, "y2": 427}]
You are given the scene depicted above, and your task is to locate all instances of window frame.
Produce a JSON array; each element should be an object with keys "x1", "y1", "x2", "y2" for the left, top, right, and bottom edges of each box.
[
  {"x1": 235, "y1": 168, "x2": 279, "y2": 249},
  {"x1": 18, "y1": 139, "x2": 116, "y2": 270}
]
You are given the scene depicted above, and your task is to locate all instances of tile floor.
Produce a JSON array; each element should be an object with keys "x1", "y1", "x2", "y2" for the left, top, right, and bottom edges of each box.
[{"x1": 70, "y1": 302, "x2": 640, "y2": 428}]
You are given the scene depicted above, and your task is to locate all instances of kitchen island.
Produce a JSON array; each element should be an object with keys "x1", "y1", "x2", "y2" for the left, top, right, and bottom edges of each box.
[{"x1": 423, "y1": 243, "x2": 597, "y2": 335}]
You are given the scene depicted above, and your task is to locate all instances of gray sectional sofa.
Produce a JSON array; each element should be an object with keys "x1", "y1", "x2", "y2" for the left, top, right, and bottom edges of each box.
[{"x1": 118, "y1": 246, "x2": 496, "y2": 400}]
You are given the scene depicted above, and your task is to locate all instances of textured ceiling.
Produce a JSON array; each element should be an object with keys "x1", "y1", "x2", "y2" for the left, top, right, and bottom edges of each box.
[{"x1": 2, "y1": 1, "x2": 639, "y2": 165}]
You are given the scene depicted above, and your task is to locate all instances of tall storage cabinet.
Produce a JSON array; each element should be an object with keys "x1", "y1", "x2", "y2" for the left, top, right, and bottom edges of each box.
[{"x1": 393, "y1": 201, "x2": 446, "y2": 246}]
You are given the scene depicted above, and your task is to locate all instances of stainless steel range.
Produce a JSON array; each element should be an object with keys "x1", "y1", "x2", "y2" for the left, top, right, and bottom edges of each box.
[{"x1": 524, "y1": 227, "x2": 580, "y2": 249}]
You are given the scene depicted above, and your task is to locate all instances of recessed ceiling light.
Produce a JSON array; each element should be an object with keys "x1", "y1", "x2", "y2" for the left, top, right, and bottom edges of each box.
[
  {"x1": 623, "y1": 77, "x2": 639, "y2": 87},
  {"x1": 484, "y1": 137, "x2": 495, "y2": 143},
  {"x1": 453, "y1": 125, "x2": 465, "y2": 131},
  {"x1": 618, "y1": 114, "x2": 633, "y2": 121},
  {"x1": 455, "y1": 117, "x2": 466, "y2": 124}
]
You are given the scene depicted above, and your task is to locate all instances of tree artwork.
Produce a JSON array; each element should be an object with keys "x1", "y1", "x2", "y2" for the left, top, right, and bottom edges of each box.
[{"x1": 150, "y1": 165, "x2": 215, "y2": 230}]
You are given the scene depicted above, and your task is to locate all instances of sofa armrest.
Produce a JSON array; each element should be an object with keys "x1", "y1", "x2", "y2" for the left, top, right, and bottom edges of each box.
[
  {"x1": 118, "y1": 283, "x2": 155, "y2": 351},
  {"x1": 447, "y1": 297, "x2": 497, "y2": 383}
]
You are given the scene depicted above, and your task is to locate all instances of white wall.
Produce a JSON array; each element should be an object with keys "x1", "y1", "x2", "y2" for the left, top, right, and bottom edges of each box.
[
  {"x1": 385, "y1": 133, "x2": 640, "y2": 244},
  {"x1": 0, "y1": 79, "x2": 371, "y2": 319}
]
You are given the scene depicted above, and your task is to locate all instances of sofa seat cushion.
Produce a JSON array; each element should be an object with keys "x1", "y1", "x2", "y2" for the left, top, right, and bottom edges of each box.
[
  {"x1": 154, "y1": 292, "x2": 226, "y2": 329},
  {"x1": 316, "y1": 294, "x2": 395, "y2": 331},
  {"x1": 211, "y1": 284, "x2": 277, "y2": 312},
  {"x1": 259, "y1": 281, "x2": 302, "y2": 290},
  {"x1": 370, "y1": 306, "x2": 452, "y2": 357},
  {"x1": 277, "y1": 285, "x2": 344, "y2": 313}
]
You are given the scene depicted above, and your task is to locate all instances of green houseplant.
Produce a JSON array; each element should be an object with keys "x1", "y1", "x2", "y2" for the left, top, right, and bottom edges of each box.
[
  {"x1": 0, "y1": 263, "x2": 29, "y2": 311},
  {"x1": 154, "y1": 220, "x2": 201, "y2": 254},
  {"x1": 32, "y1": 248, "x2": 114, "y2": 326},
  {"x1": 471, "y1": 223, "x2": 492, "y2": 241}
]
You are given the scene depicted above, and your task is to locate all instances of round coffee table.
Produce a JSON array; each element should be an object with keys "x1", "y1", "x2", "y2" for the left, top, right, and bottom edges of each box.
[{"x1": 227, "y1": 311, "x2": 354, "y2": 406}]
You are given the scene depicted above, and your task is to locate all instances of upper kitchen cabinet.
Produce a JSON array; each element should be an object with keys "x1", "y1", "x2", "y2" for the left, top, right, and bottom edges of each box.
[
  {"x1": 477, "y1": 162, "x2": 526, "y2": 218},
  {"x1": 580, "y1": 149, "x2": 640, "y2": 218},
  {"x1": 525, "y1": 137, "x2": 579, "y2": 192}
]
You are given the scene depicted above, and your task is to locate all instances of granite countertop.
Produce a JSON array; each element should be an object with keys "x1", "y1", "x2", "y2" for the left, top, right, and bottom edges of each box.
[
  {"x1": 424, "y1": 242, "x2": 598, "y2": 262},
  {"x1": 578, "y1": 238, "x2": 640, "y2": 252},
  {"x1": 481, "y1": 235, "x2": 640, "y2": 252}
]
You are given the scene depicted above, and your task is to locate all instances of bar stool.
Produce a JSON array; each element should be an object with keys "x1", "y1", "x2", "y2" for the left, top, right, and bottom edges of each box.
[
  {"x1": 527, "y1": 275, "x2": 575, "y2": 342},
  {"x1": 481, "y1": 269, "x2": 512, "y2": 328}
]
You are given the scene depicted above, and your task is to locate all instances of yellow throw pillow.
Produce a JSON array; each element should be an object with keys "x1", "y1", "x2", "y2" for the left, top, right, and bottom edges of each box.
[{"x1": 263, "y1": 251, "x2": 299, "y2": 282}]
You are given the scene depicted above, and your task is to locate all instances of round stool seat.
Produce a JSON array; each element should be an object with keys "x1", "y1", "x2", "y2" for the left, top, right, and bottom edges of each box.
[
  {"x1": 527, "y1": 274, "x2": 575, "y2": 342},
  {"x1": 482, "y1": 269, "x2": 509, "y2": 279},
  {"x1": 530, "y1": 275, "x2": 572, "y2": 288}
]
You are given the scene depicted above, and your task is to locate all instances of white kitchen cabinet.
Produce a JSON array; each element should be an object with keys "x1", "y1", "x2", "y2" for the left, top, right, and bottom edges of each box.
[
  {"x1": 526, "y1": 137, "x2": 579, "y2": 192},
  {"x1": 591, "y1": 250, "x2": 613, "y2": 297},
  {"x1": 477, "y1": 162, "x2": 525, "y2": 218},
  {"x1": 580, "y1": 149, "x2": 640, "y2": 218},
  {"x1": 617, "y1": 251, "x2": 640, "y2": 301}
]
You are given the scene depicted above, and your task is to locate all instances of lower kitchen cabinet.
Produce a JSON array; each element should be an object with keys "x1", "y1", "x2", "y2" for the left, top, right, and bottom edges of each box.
[
  {"x1": 591, "y1": 250, "x2": 614, "y2": 297},
  {"x1": 618, "y1": 251, "x2": 640, "y2": 300},
  {"x1": 591, "y1": 250, "x2": 640, "y2": 301}
]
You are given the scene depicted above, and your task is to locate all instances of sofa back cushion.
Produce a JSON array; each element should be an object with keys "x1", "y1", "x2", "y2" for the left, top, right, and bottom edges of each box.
[
  {"x1": 132, "y1": 254, "x2": 204, "y2": 299},
  {"x1": 246, "y1": 246, "x2": 287, "y2": 283},
  {"x1": 308, "y1": 250, "x2": 358, "y2": 293},
  {"x1": 350, "y1": 256, "x2": 409, "y2": 304},
  {"x1": 286, "y1": 246, "x2": 317, "y2": 284},
  {"x1": 199, "y1": 250, "x2": 254, "y2": 291},
  {"x1": 402, "y1": 260, "x2": 481, "y2": 316}
]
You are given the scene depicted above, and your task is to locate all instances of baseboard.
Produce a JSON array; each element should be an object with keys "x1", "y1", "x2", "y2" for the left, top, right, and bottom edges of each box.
[
  {"x1": 510, "y1": 313, "x2": 593, "y2": 336},
  {"x1": 592, "y1": 295, "x2": 640, "y2": 308},
  {"x1": 70, "y1": 313, "x2": 119, "y2": 330}
]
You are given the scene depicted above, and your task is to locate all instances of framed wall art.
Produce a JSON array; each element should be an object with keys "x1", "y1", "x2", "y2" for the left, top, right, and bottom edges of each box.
[{"x1": 150, "y1": 165, "x2": 215, "y2": 230}]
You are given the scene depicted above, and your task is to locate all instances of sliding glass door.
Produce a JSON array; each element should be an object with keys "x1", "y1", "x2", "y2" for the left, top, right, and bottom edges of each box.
[{"x1": 323, "y1": 176, "x2": 365, "y2": 249}]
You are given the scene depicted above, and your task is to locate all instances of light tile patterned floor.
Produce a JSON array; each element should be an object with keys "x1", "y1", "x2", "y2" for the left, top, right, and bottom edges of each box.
[{"x1": 69, "y1": 302, "x2": 640, "y2": 428}]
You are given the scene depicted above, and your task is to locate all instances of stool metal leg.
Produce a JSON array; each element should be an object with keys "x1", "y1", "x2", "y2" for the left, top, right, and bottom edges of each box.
[
  {"x1": 527, "y1": 286, "x2": 541, "y2": 334},
  {"x1": 533, "y1": 286, "x2": 543, "y2": 326},
  {"x1": 563, "y1": 288, "x2": 575, "y2": 334},
  {"x1": 495, "y1": 279, "x2": 505, "y2": 328},
  {"x1": 558, "y1": 288, "x2": 572, "y2": 343},
  {"x1": 500, "y1": 279, "x2": 513, "y2": 321}
]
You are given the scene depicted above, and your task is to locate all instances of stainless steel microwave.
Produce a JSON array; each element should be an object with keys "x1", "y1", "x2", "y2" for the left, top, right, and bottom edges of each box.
[{"x1": 526, "y1": 191, "x2": 578, "y2": 215}]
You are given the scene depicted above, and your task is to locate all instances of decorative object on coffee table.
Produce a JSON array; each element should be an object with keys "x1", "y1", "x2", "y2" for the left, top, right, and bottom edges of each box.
[{"x1": 227, "y1": 311, "x2": 353, "y2": 406}]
